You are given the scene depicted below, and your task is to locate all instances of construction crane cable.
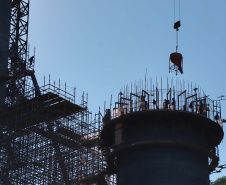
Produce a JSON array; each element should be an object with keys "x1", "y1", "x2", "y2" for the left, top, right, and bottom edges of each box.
[
  {"x1": 174, "y1": 0, "x2": 181, "y2": 52},
  {"x1": 174, "y1": 0, "x2": 180, "y2": 22},
  {"x1": 179, "y1": 0, "x2": 180, "y2": 20},
  {"x1": 169, "y1": 0, "x2": 183, "y2": 75},
  {"x1": 176, "y1": 31, "x2": 178, "y2": 52},
  {"x1": 178, "y1": 0, "x2": 180, "y2": 51},
  {"x1": 174, "y1": 0, "x2": 175, "y2": 23}
]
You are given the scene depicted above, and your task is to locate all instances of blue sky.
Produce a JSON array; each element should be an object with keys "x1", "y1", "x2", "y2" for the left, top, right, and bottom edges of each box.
[{"x1": 28, "y1": 0, "x2": 226, "y2": 181}]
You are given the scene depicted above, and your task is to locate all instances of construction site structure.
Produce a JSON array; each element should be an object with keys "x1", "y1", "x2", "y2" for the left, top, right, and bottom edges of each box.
[
  {"x1": 0, "y1": 1, "x2": 225, "y2": 184},
  {"x1": 0, "y1": 78, "x2": 118, "y2": 184},
  {"x1": 0, "y1": 1, "x2": 116, "y2": 184},
  {"x1": 101, "y1": 79, "x2": 224, "y2": 185},
  {"x1": 0, "y1": 0, "x2": 12, "y2": 110}
]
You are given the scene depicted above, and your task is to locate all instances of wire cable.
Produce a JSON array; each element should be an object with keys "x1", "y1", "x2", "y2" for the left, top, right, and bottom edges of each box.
[
  {"x1": 179, "y1": 0, "x2": 180, "y2": 20},
  {"x1": 174, "y1": 0, "x2": 175, "y2": 22}
]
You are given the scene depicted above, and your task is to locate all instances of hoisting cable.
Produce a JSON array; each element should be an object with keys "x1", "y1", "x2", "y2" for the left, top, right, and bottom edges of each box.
[
  {"x1": 179, "y1": 0, "x2": 180, "y2": 20},
  {"x1": 174, "y1": 0, "x2": 181, "y2": 52},
  {"x1": 174, "y1": 0, "x2": 175, "y2": 23},
  {"x1": 169, "y1": 0, "x2": 183, "y2": 75},
  {"x1": 177, "y1": 0, "x2": 180, "y2": 52}
]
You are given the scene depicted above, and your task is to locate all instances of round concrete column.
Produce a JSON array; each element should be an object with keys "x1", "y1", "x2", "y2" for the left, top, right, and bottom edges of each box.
[{"x1": 101, "y1": 110, "x2": 223, "y2": 185}]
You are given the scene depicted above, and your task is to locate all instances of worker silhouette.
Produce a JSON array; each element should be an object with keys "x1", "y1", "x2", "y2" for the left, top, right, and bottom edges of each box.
[
  {"x1": 214, "y1": 113, "x2": 219, "y2": 120},
  {"x1": 153, "y1": 99, "x2": 157, "y2": 109},
  {"x1": 171, "y1": 98, "x2": 175, "y2": 110},
  {"x1": 29, "y1": 56, "x2": 34, "y2": 67},
  {"x1": 199, "y1": 101, "x2": 204, "y2": 115},
  {"x1": 183, "y1": 104, "x2": 186, "y2": 111},
  {"x1": 103, "y1": 109, "x2": 111, "y2": 126},
  {"x1": 140, "y1": 95, "x2": 147, "y2": 111},
  {"x1": 164, "y1": 99, "x2": 169, "y2": 109}
]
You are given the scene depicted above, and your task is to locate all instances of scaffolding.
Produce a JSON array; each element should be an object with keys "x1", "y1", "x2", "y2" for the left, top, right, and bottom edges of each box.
[
  {"x1": 0, "y1": 80, "x2": 116, "y2": 184},
  {"x1": 0, "y1": 1, "x2": 117, "y2": 184}
]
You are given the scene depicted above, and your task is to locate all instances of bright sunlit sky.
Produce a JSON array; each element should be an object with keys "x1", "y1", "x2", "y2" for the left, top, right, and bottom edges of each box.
[{"x1": 28, "y1": 0, "x2": 226, "y2": 181}]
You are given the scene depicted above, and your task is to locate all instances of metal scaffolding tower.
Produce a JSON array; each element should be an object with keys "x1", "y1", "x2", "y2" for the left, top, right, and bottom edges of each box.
[
  {"x1": 0, "y1": 81, "x2": 116, "y2": 184},
  {"x1": 0, "y1": 1, "x2": 116, "y2": 184}
]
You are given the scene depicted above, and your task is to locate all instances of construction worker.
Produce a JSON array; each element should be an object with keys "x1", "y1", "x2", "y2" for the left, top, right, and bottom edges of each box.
[
  {"x1": 103, "y1": 109, "x2": 111, "y2": 126},
  {"x1": 140, "y1": 95, "x2": 147, "y2": 111},
  {"x1": 170, "y1": 98, "x2": 175, "y2": 110},
  {"x1": 153, "y1": 99, "x2": 156, "y2": 105},
  {"x1": 183, "y1": 104, "x2": 186, "y2": 111},
  {"x1": 199, "y1": 101, "x2": 204, "y2": 115},
  {"x1": 164, "y1": 99, "x2": 169, "y2": 109},
  {"x1": 29, "y1": 56, "x2": 34, "y2": 67},
  {"x1": 189, "y1": 102, "x2": 193, "y2": 109}
]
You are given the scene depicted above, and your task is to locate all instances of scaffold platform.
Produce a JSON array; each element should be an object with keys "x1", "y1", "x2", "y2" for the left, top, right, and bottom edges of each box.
[{"x1": 0, "y1": 92, "x2": 85, "y2": 130}]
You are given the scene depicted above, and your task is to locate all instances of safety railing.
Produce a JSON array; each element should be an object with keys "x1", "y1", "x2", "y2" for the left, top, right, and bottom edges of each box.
[{"x1": 24, "y1": 82, "x2": 76, "y2": 104}]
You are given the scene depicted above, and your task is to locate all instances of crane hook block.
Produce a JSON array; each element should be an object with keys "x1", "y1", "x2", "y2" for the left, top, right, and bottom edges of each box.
[{"x1": 174, "y1": 20, "x2": 181, "y2": 31}]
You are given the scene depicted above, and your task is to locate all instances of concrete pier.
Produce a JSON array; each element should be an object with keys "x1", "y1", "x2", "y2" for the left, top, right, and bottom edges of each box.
[{"x1": 101, "y1": 110, "x2": 223, "y2": 185}]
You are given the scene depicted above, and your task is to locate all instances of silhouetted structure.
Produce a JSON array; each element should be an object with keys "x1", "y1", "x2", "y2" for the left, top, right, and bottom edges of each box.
[
  {"x1": 0, "y1": 1, "x2": 115, "y2": 184},
  {"x1": 101, "y1": 81, "x2": 224, "y2": 185},
  {"x1": 0, "y1": 1, "x2": 224, "y2": 185}
]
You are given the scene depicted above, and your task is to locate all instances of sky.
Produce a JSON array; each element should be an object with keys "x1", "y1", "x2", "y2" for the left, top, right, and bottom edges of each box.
[{"x1": 28, "y1": 0, "x2": 226, "y2": 181}]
